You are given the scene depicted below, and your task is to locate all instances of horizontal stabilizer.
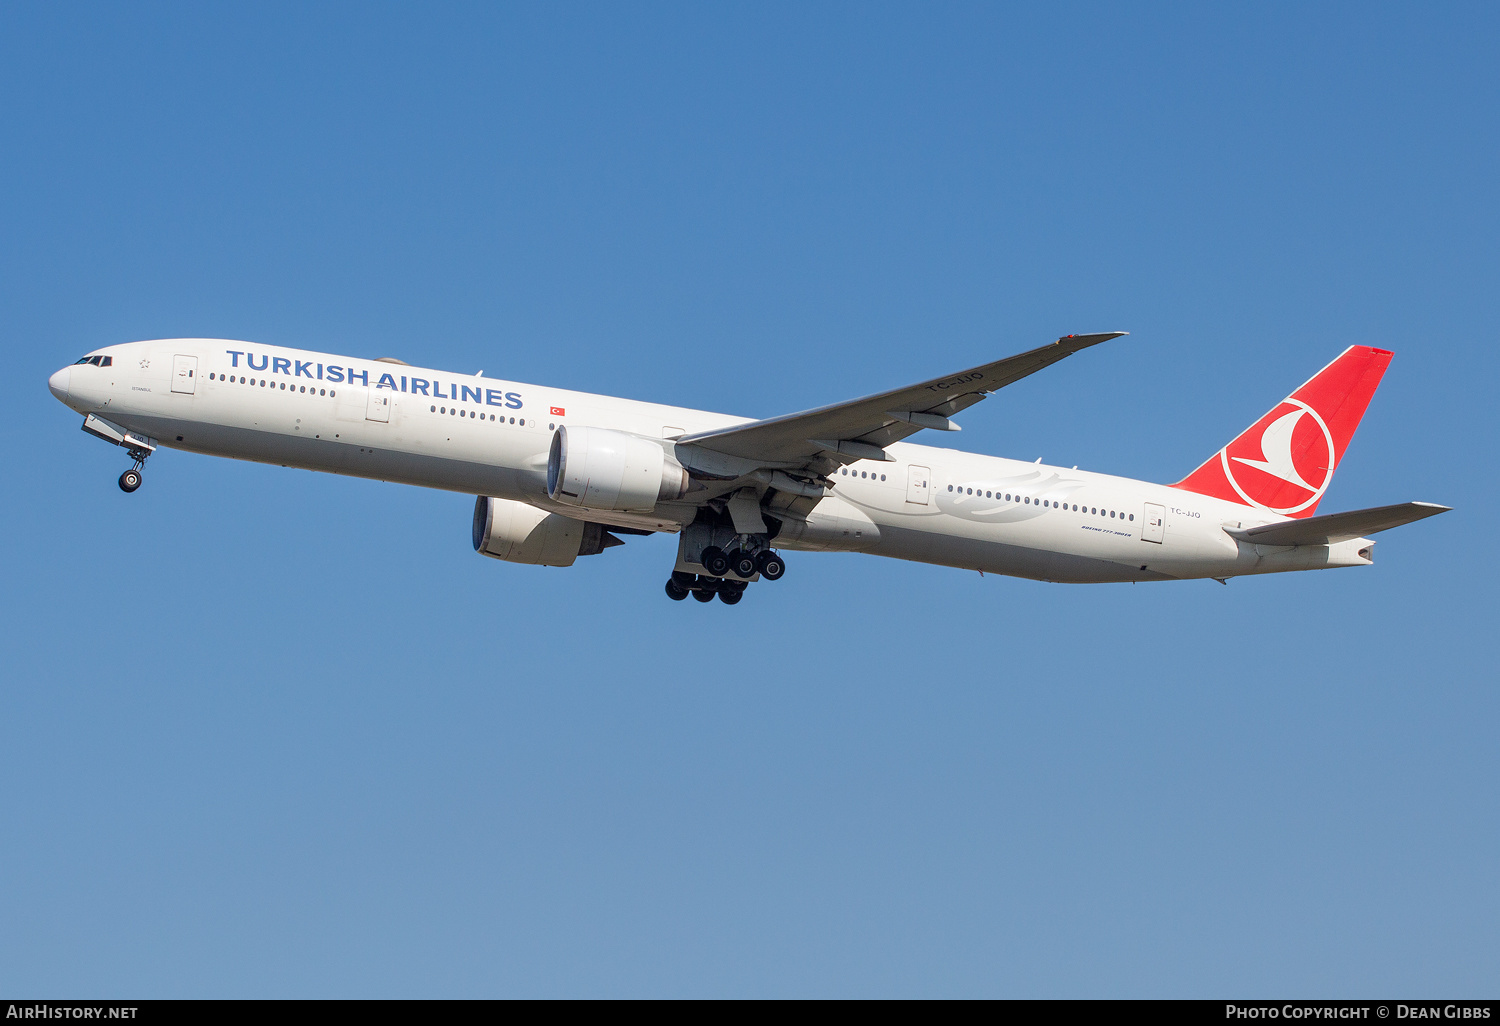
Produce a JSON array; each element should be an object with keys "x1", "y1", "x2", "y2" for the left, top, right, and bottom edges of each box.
[{"x1": 1226, "y1": 501, "x2": 1451, "y2": 547}]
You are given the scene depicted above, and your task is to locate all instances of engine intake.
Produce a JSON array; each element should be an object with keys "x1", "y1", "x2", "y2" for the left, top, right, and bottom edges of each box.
[
  {"x1": 547, "y1": 425, "x2": 688, "y2": 512},
  {"x1": 472, "y1": 496, "x2": 619, "y2": 566}
]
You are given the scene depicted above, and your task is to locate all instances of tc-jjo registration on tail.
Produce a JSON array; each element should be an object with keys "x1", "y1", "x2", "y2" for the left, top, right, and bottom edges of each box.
[{"x1": 47, "y1": 333, "x2": 1449, "y2": 604}]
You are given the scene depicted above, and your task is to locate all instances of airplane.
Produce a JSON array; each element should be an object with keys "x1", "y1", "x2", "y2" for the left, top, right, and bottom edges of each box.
[{"x1": 46, "y1": 333, "x2": 1449, "y2": 604}]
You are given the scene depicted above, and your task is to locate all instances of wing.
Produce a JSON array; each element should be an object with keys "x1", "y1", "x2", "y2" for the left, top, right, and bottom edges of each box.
[
  {"x1": 678, "y1": 332, "x2": 1127, "y2": 468},
  {"x1": 1226, "y1": 501, "x2": 1451, "y2": 546}
]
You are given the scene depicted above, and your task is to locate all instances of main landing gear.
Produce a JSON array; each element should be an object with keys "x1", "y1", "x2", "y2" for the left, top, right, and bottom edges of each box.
[
  {"x1": 663, "y1": 548, "x2": 786, "y2": 606},
  {"x1": 664, "y1": 572, "x2": 751, "y2": 605},
  {"x1": 118, "y1": 446, "x2": 151, "y2": 493},
  {"x1": 698, "y1": 546, "x2": 786, "y2": 582},
  {"x1": 665, "y1": 506, "x2": 787, "y2": 606}
]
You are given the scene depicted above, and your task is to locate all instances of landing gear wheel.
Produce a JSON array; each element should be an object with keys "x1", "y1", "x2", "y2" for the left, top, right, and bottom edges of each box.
[
  {"x1": 665, "y1": 579, "x2": 690, "y2": 601},
  {"x1": 729, "y1": 550, "x2": 758, "y2": 579},
  {"x1": 718, "y1": 587, "x2": 743, "y2": 605},
  {"x1": 691, "y1": 586, "x2": 716, "y2": 603},
  {"x1": 701, "y1": 546, "x2": 729, "y2": 577},
  {"x1": 119, "y1": 468, "x2": 142, "y2": 493},
  {"x1": 755, "y1": 550, "x2": 785, "y2": 580}
]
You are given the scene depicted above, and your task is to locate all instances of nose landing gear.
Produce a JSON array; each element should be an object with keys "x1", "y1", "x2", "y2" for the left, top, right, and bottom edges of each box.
[{"x1": 118, "y1": 445, "x2": 151, "y2": 493}]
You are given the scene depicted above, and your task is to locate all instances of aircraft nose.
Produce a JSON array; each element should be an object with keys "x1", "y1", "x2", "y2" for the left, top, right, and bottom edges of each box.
[{"x1": 48, "y1": 366, "x2": 71, "y2": 401}]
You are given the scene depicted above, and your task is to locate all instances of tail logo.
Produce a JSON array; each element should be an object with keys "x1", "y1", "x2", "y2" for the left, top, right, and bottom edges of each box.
[
  {"x1": 1218, "y1": 398, "x2": 1335, "y2": 515},
  {"x1": 1172, "y1": 345, "x2": 1391, "y2": 518}
]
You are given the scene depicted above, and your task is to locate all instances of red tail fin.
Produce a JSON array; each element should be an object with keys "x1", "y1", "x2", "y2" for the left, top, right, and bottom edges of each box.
[{"x1": 1171, "y1": 346, "x2": 1393, "y2": 518}]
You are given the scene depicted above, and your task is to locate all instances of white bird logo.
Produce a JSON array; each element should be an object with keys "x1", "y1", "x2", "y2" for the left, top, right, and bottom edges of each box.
[{"x1": 1230, "y1": 407, "x2": 1324, "y2": 492}]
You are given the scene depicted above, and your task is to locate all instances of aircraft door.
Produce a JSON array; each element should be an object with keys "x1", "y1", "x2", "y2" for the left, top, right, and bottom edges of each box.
[
  {"x1": 906, "y1": 465, "x2": 931, "y2": 505},
  {"x1": 1142, "y1": 502, "x2": 1166, "y2": 543},
  {"x1": 366, "y1": 389, "x2": 392, "y2": 423},
  {"x1": 171, "y1": 355, "x2": 197, "y2": 394}
]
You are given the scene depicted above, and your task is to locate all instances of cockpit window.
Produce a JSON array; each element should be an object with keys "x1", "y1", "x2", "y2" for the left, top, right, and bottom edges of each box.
[
  {"x1": 74, "y1": 355, "x2": 112, "y2": 366},
  {"x1": 75, "y1": 356, "x2": 92, "y2": 364}
]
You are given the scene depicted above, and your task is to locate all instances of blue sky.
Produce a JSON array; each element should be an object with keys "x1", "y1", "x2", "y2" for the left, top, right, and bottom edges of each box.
[{"x1": 2, "y1": 2, "x2": 1496, "y2": 997}]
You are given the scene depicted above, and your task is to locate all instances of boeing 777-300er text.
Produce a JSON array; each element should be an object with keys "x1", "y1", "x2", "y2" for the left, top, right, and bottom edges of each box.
[{"x1": 47, "y1": 333, "x2": 1448, "y2": 604}]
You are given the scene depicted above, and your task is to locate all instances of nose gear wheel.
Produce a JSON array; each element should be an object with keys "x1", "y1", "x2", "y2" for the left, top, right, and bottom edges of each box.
[{"x1": 117, "y1": 445, "x2": 151, "y2": 493}]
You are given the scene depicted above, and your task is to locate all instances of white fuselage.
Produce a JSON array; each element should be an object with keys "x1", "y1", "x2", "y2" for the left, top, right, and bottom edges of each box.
[{"x1": 49, "y1": 339, "x2": 1375, "y2": 583}]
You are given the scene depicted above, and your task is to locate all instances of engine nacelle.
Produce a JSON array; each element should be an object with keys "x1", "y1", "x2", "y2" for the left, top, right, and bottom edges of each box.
[
  {"x1": 472, "y1": 496, "x2": 615, "y2": 567},
  {"x1": 547, "y1": 425, "x2": 689, "y2": 512}
]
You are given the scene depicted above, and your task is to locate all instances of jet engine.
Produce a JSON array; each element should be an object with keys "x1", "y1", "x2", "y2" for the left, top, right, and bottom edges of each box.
[
  {"x1": 547, "y1": 426, "x2": 689, "y2": 512},
  {"x1": 472, "y1": 496, "x2": 620, "y2": 567}
]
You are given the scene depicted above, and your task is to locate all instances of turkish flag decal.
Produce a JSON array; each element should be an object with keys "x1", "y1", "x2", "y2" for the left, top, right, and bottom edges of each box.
[{"x1": 550, "y1": 406, "x2": 566, "y2": 416}]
